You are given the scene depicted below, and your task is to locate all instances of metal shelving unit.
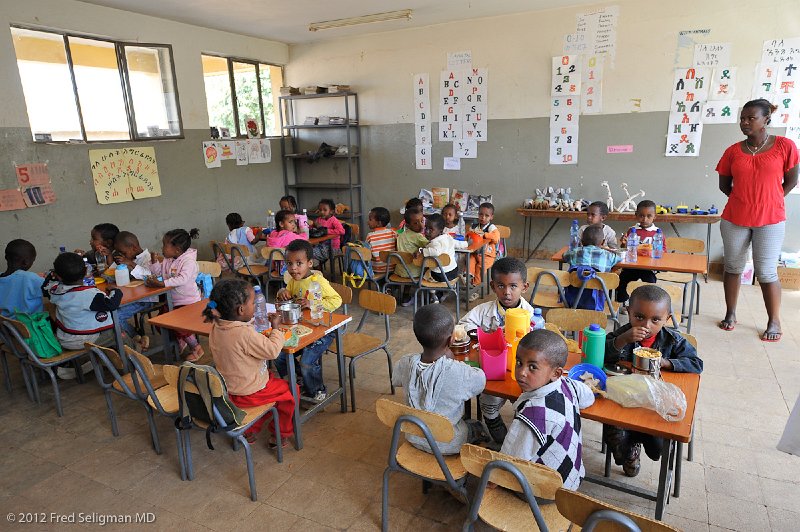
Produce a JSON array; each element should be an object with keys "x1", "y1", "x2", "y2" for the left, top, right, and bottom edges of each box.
[{"x1": 279, "y1": 92, "x2": 364, "y2": 232}]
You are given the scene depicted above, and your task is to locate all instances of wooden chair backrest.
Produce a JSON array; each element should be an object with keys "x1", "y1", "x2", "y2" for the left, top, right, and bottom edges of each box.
[
  {"x1": 162, "y1": 363, "x2": 224, "y2": 397},
  {"x1": 543, "y1": 322, "x2": 569, "y2": 342},
  {"x1": 555, "y1": 488, "x2": 680, "y2": 531},
  {"x1": 217, "y1": 241, "x2": 251, "y2": 256},
  {"x1": 418, "y1": 253, "x2": 451, "y2": 269},
  {"x1": 496, "y1": 225, "x2": 511, "y2": 239},
  {"x1": 627, "y1": 281, "x2": 683, "y2": 307},
  {"x1": 527, "y1": 267, "x2": 571, "y2": 288},
  {"x1": 86, "y1": 342, "x2": 124, "y2": 371},
  {"x1": 665, "y1": 237, "x2": 704, "y2": 254},
  {"x1": 681, "y1": 332, "x2": 698, "y2": 348},
  {"x1": 375, "y1": 398, "x2": 454, "y2": 443},
  {"x1": 197, "y1": 261, "x2": 222, "y2": 278},
  {"x1": 163, "y1": 364, "x2": 180, "y2": 387},
  {"x1": 460, "y1": 444, "x2": 562, "y2": 499},
  {"x1": 125, "y1": 346, "x2": 159, "y2": 381},
  {"x1": 345, "y1": 222, "x2": 360, "y2": 240},
  {"x1": 546, "y1": 308, "x2": 607, "y2": 332},
  {"x1": 359, "y1": 289, "x2": 397, "y2": 315},
  {"x1": 261, "y1": 246, "x2": 287, "y2": 261},
  {"x1": 569, "y1": 271, "x2": 620, "y2": 291},
  {"x1": 380, "y1": 250, "x2": 413, "y2": 264},
  {"x1": 330, "y1": 282, "x2": 353, "y2": 305},
  {"x1": 0, "y1": 315, "x2": 30, "y2": 339},
  {"x1": 348, "y1": 245, "x2": 372, "y2": 262}
]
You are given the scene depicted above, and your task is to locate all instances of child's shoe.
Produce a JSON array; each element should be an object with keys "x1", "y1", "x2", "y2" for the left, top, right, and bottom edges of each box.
[
  {"x1": 401, "y1": 296, "x2": 415, "y2": 307},
  {"x1": 622, "y1": 443, "x2": 641, "y2": 477},
  {"x1": 185, "y1": 344, "x2": 204, "y2": 362},
  {"x1": 177, "y1": 338, "x2": 188, "y2": 354},
  {"x1": 484, "y1": 415, "x2": 507, "y2": 444},
  {"x1": 468, "y1": 292, "x2": 481, "y2": 303}
]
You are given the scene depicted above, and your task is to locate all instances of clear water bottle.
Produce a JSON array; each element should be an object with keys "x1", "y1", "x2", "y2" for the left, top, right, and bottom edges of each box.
[
  {"x1": 530, "y1": 308, "x2": 545, "y2": 331},
  {"x1": 265, "y1": 211, "x2": 275, "y2": 234},
  {"x1": 253, "y1": 285, "x2": 269, "y2": 332},
  {"x1": 309, "y1": 275, "x2": 324, "y2": 322},
  {"x1": 83, "y1": 258, "x2": 95, "y2": 286},
  {"x1": 652, "y1": 228, "x2": 664, "y2": 259},
  {"x1": 626, "y1": 228, "x2": 639, "y2": 263},
  {"x1": 114, "y1": 263, "x2": 130, "y2": 286},
  {"x1": 569, "y1": 219, "x2": 581, "y2": 251},
  {"x1": 59, "y1": 246, "x2": 66, "y2": 254}
]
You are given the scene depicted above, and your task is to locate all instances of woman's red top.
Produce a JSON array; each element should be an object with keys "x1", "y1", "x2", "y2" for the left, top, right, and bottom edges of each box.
[{"x1": 716, "y1": 135, "x2": 798, "y2": 227}]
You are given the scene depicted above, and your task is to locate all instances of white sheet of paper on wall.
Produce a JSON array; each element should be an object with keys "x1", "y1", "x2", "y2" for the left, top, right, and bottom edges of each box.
[
  {"x1": 670, "y1": 67, "x2": 711, "y2": 107},
  {"x1": 439, "y1": 114, "x2": 462, "y2": 141},
  {"x1": 447, "y1": 51, "x2": 472, "y2": 69},
  {"x1": 550, "y1": 96, "x2": 580, "y2": 127},
  {"x1": 552, "y1": 55, "x2": 582, "y2": 96},
  {"x1": 761, "y1": 38, "x2": 800, "y2": 64},
  {"x1": 665, "y1": 124, "x2": 703, "y2": 157},
  {"x1": 415, "y1": 123, "x2": 431, "y2": 145},
  {"x1": 693, "y1": 43, "x2": 732, "y2": 68},
  {"x1": 203, "y1": 141, "x2": 221, "y2": 168},
  {"x1": 776, "y1": 96, "x2": 800, "y2": 126},
  {"x1": 453, "y1": 140, "x2": 477, "y2": 159},
  {"x1": 235, "y1": 141, "x2": 248, "y2": 165},
  {"x1": 549, "y1": 125, "x2": 579, "y2": 165},
  {"x1": 701, "y1": 100, "x2": 739, "y2": 124},
  {"x1": 414, "y1": 73, "x2": 430, "y2": 101},
  {"x1": 752, "y1": 63, "x2": 781, "y2": 102},
  {"x1": 415, "y1": 145, "x2": 432, "y2": 170},
  {"x1": 440, "y1": 70, "x2": 463, "y2": 101},
  {"x1": 443, "y1": 157, "x2": 461, "y2": 170},
  {"x1": 462, "y1": 68, "x2": 487, "y2": 102},
  {"x1": 462, "y1": 119, "x2": 487, "y2": 142},
  {"x1": 581, "y1": 54, "x2": 603, "y2": 114},
  {"x1": 710, "y1": 67, "x2": 737, "y2": 100},
  {"x1": 788, "y1": 126, "x2": 800, "y2": 151}
]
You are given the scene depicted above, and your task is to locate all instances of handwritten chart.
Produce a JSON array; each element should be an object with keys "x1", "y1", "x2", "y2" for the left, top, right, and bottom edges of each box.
[{"x1": 89, "y1": 147, "x2": 161, "y2": 204}]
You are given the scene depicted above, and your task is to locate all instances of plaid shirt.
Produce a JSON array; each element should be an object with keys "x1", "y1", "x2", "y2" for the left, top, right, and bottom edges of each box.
[{"x1": 563, "y1": 245, "x2": 620, "y2": 272}]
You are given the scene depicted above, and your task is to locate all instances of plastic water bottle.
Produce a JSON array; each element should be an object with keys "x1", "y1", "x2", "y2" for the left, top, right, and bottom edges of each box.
[
  {"x1": 253, "y1": 286, "x2": 269, "y2": 332},
  {"x1": 530, "y1": 308, "x2": 545, "y2": 331},
  {"x1": 59, "y1": 246, "x2": 66, "y2": 254},
  {"x1": 652, "y1": 228, "x2": 664, "y2": 259},
  {"x1": 569, "y1": 219, "x2": 581, "y2": 251},
  {"x1": 626, "y1": 228, "x2": 639, "y2": 263},
  {"x1": 298, "y1": 209, "x2": 310, "y2": 236},
  {"x1": 309, "y1": 275, "x2": 324, "y2": 322},
  {"x1": 114, "y1": 263, "x2": 130, "y2": 286},
  {"x1": 83, "y1": 258, "x2": 95, "y2": 286},
  {"x1": 265, "y1": 211, "x2": 275, "y2": 234}
]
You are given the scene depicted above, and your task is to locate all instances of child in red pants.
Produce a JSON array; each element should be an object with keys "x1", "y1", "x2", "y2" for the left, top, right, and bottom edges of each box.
[{"x1": 203, "y1": 279, "x2": 296, "y2": 446}]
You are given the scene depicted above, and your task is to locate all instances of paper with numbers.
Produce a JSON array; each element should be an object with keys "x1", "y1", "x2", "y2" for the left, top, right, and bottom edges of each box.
[
  {"x1": 550, "y1": 56, "x2": 580, "y2": 165},
  {"x1": 581, "y1": 55, "x2": 603, "y2": 114}
]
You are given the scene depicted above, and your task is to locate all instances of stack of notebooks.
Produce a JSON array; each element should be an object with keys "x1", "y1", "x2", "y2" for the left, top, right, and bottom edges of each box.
[
  {"x1": 327, "y1": 85, "x2": 351, "y2": 93},
  {"x1": 280, "y1": 86, "x2": 300, "y2": 96}
]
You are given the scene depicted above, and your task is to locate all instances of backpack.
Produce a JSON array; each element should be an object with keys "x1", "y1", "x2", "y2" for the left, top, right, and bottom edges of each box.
[
  {"x1": 14, "y1": 311, "x2": 62, "y2": 358},
  {"x1": 175, "y1": 362, "x2": 246, "y2": 450},
  {"x1": 195, "y1": 273, "x2": 213, "y2": 299},
  {"x1": 339, "y1": 223, "x2": 355, "y2": 250},
  {"x1": 342, "y1": 241, "x2": 374, "y2": 288},
  {"x1": 562, "y1": 266, "x2": 606, "y2": 312}
]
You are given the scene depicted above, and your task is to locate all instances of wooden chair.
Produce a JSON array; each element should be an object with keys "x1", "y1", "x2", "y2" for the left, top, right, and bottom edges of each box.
[
  {"x1": 342, "y1": 245, "x2": 380, "y2": 291},
  {"x1": 555, "y1": 487, "x2": 679, "y2": 531},
  {"x1": 627, "y1": 280, "x2": 683, "y2": 329},
  {"x1": 677, "y1": 332, "x2": 698, "y2": 484},
  {"x1": 260, "y1": 246, "x2": 288, "y2": 294},
  {"x1": 166, "y1": 364, "x2": 282, "y2": 500},
  {"x1": 380, "y1": 251, "x2": 419, "y2": 300},
  {"x1": 332, "y1": 289, "x2": 396, "y2": 411},
  {"x1": 212, "y1": 240, "x2": 268, "y2": 290},
  {"x1": 526, "y1": 267, "x2": 570, "y2": 309},
  {"x1": 376, "y1": 398, "x2": 468, "y2": 531},
  {"x1": 329, "y1": 281, "x2": 353, "y2": 316},
  {"x1": 414, "y1": 254, "x2": 460, "y2": 320},
  {"x1": 568, "y1": 270, "x2": 621, "y2": 329},
  {"x1": 0, "y1": 316, "x2": 90, "y2": 417},
  {"x1": 657, "y1": 237, "x2": 704, "y2": 318},
  {"x1": 461, "y1": 443, "x2": 570, "y2": 531},
  {"x1": 0, "y1": 337, "x2": 12, "y2": 394},
  {"x1": 545, "y1": 308, "x2": 607, "y2": 340},
  {"x1": 196, "y1": 261, "x2": 222, "y2": 282}
]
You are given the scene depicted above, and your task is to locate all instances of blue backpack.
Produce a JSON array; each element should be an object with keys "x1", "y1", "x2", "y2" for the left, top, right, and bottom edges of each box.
[
  {"x1": 562, "y1": 266, "x2": 606, "y2": 312},
  {"x1": 341, "y1": 242, "x2": 374, "y2": 288}
]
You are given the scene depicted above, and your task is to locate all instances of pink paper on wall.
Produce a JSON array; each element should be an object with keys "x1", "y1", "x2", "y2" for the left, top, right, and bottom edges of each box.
[
  {"x1": 0, "y1": 189, "x2": 26, "y2": 211},
  {"x1": 15, "y1": 162, "x2": 50, "y2": 187},
  {"x1": 607, "y1": 145, "x2": 634, "y2": 154}
]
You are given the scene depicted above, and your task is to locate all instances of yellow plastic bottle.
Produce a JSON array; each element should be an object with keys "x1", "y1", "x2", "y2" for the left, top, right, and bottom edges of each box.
[
  {"x1": 508, "y1": 330, "x2": 525, "y2": 373},
  {"x1": 504, "y1": 308, "x2": 531, "y2": 372}
]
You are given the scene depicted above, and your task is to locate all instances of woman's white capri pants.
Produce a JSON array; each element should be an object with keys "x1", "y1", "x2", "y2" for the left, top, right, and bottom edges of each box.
[{"x1": 720, "y1": 219, "x2": 785, "y2": 284}]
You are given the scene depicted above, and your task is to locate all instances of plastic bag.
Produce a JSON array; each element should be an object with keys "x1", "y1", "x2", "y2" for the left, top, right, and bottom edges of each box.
[{"x1": 605, "y1": 374, "x2": 687, "y2": 421}]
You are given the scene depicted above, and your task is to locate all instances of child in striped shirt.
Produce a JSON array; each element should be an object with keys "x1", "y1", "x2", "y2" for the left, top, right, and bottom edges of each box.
[{"x1": 366, "y1": 207, "x2": 396, "y2": 278}]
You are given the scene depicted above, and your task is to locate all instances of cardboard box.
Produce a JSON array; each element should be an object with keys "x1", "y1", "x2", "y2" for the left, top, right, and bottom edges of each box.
[{"x1": 778, "y1": 266, "x2": 800, "y2": 290}]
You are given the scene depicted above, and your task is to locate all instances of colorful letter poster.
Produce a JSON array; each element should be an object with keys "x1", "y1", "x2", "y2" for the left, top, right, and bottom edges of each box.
[
  {"x1": 581, "y1": 55, "x2": 604, "y2": 114},
  {"x1": 666, "y1": 67, "x2": 709, "y2": 157},
  {"x1": 752, "y1": 63, "x2": 780, "y2": 102},
  {"x1": 550, "y1": 56, "x2": 581, "y2": 165},
  {"x1": 439, "y1": 69, "x2": 463, "y2": 141},
  {"x1": 89, "y1": 147, "x2": 162, "y2": 204},
  {"x1": 15, "y1": 162, "x2": 50, "y2": 187},
  {"x1": 462, "y1": 68, "x2": 488, "y2": 142},
  {"x1": 702, "y1": 100, "x2": 739, "y2": 124},
  {"x1": 710, "y1": 67, "x2": 737, "y2": 100},
  {"x1": 414, "y1": 73, "x2": 432, "y2": 170}
]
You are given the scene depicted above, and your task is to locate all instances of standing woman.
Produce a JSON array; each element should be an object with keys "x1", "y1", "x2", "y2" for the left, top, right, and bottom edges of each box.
[{"x1": 717, "y1": 99, "x2": 799, "y2": 341}]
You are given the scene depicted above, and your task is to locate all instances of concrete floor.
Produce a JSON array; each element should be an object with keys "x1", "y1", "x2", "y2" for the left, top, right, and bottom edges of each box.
[{"x1": 1, "y1": 261, "x2": 799, "y2": 531}]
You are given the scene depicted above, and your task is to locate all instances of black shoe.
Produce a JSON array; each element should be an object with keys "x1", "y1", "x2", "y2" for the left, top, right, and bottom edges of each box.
[
  {"x1": 623, "y1": 443, "x2": 641, "y2": 477},
  {"x1": 484, "y1": 416, "x2": 508, "y2": 444},
  {"x1": 641, "y1": 435, "x2": 664, "y2": 461},
  {"x1": 604, "y1": 426, "x2": 629, "y2": 466}
]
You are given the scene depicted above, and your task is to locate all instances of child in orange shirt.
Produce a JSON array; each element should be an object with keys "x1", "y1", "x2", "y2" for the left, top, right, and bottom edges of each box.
[{"x1": 466, "y1": 202, "x2": 501, "y2": 302}]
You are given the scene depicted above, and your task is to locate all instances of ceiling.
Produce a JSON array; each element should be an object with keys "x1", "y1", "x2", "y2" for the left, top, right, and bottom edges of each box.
[{"x1": 78, "y1": 0, "x2": 604, "y2": 45}]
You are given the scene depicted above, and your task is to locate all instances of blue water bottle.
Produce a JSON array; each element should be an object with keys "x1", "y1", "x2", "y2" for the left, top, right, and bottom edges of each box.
[{"x1": 652, "y1": 228, "x2": 664, "y2": 259}]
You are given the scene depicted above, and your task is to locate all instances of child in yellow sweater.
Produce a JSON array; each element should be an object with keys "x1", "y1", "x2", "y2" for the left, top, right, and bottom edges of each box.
[{"x1": 275, "y1": 239, "x2": 342, "y2": 402}]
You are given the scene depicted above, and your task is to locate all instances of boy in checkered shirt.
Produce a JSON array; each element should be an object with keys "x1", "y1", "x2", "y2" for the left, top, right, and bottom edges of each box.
[{"x1": 500, "y1": 329, "x2": 595, "y2": 490}]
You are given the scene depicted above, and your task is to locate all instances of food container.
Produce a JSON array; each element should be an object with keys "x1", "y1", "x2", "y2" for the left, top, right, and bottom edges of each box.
[
  {"x1": 450, "y1": 339, "x2": 471, "y2": 356},
  {"x1": 276, "y1": 302, "x2": 302, "y2": 325},
  {"x1": 632, "y1": 347, "x2": 661, "y2": 375}
]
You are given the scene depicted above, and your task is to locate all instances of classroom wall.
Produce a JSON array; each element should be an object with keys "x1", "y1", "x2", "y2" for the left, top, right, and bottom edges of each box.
[
  {"x1": 0, "y1": 0, "x2": 288, "y2": 272},
  {"x1": 286, "y1": 0, "x2": 800, "y2": 260}
]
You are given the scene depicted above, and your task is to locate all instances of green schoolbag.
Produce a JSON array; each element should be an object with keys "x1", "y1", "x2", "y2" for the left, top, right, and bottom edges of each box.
[
  {"x1": 176, "y1": 362, "x2": 246, "y2": 450},
  {"x1": 14, "y1": 311, "x2": 62, "y2": 358}
]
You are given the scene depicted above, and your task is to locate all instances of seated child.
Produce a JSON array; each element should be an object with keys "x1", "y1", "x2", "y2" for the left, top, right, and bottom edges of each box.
[
  {"x1": 603, "y1": 284, "x2": 702, "y2": 477},
  {"x1": 467, "y1": 202, "x2": 501, "y2": 301},
  {"x1": 280, "y1": 195, "x2": 308, "y2": 236},
  {"x1": 563, "y1": 225, "x2": 621, "y2": 273},
  {"x1": 365, "y1": 207, "x2": 397, "y2": 278},
  {"x1": 44, "y1": 252, "x2": 122, "y2": 350},
  {"x1": 204, "y1": 278, "x2": 295, "y2": 446},
  {"x1": 441, "y1": 203, "x2": 465, "y2": 237},
  {"x1": 267, "y1": 210, "x2": 308, "y2": 248},
  {"x1": 616, "y1": 200, "x2": 666, "y2": 311},
  {"x1": 395, "y1": 205, "x2": 428, "y2": 306},
  {"x1": 501, "y1": 329, "x2": 595, "y2": 490},
  {"x1": 311, "y1": 199, "x2": 346, "y2": 260},
  {"x1": 146, "y1": 228, "x2": 204, "y2": 361},
  {"x1": 75, "y1": 223, "x2": 119, "y2": 272},
  {"x1": 279, "y1": 195, "x2": 298, "y2": 213},
  {"x1": 392, "y1": 304, "x2": 486, "y2": 454},
  {"x1": 0, "y1": 239, "x2": 44, "y2": 318},
  {"x1": 397, "y1": 197, "x2": 424, "y2": 232},
  {"x1": 459, "y1": 257, "x2": 533, "y2": 445},
  {"x1": 219, "y1": 213, "x2": 262, "y2": 269},
  {"x1": 113, "y1": 231, "x2": 158, "y2": 350},
  {"x1": 275, "y1": 240, "x2": 342, "y2": 402},
  {"x1": 580, "y1": 201, "x2": 618, "y2": 249},
  {"x1": 414, "y1": 214, "x2": 467, "y2": 301}
]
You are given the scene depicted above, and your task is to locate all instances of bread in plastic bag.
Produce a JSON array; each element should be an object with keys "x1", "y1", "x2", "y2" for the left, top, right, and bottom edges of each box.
[{"x1": 605, "y1": 374, "x2": 687, "y2": 421}]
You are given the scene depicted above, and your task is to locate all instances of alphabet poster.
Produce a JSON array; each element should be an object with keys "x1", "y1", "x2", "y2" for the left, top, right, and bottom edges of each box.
[
  {"x1": 89, "y1": 147, "x2": 161, "y2": 204},
  {"x1": 702, "y1": 100, "x2": 739, "y2": 124},
  {"x1": 665, "y1": 67, "x2": 709, "y2": 157},
  {"x1": 414, "y1": 73, "x2": 432, "y2": 169},
  {"x1": 453, "y1": 140, "x2": 477, "y2": 159},
  {"x1": 752, "y1": 63, "x2": 780, "y2": 102},
  {"x1": 762, "y1": 38, "x2": 800, "y2": 64},
  {"x1": 462, "y1": 68, "x2": 487, "y2": 142},
  {"x1": 550, "y1": 56, "x2": 581, "y2": 165},
  {"x1": 439, "y1": 69, "x2": 462, "y2": 141},
  {"x1": 710, "y1": 67, "x2": 737, "y2": 100}
]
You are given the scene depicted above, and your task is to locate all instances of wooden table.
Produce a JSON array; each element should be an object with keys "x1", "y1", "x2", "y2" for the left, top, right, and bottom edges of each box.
[
  {"x1": 106, "y1": 283, "x2": 173, "y2": 360},
  {"x1": 551, "y1": 247, "x2": 707, "y2": 333},
  {"x1": 148, "y1": 300, "x2": 352, "y2": 450},
  {"x1": 480, "y1": 354, "x2": 699, "y2": 521},
  {"x1": 517, "y1": 208, "x2": 720, "y2": 279},
  {"x1": 456, "y1": 239, "x2": 486, "y2": 310}
]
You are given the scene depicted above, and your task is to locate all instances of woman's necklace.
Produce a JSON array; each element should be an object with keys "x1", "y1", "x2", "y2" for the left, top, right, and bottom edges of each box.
[{"x1": 745, "y1": 134, "x2": 770, "y2": 156}]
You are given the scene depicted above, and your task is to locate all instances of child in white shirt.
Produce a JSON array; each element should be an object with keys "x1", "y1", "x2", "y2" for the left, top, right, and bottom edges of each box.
[{"x1": 413, "y1": 213, "x2": 467, "y2": 284}]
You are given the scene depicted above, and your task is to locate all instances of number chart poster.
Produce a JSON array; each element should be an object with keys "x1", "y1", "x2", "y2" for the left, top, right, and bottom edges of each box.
[
  {"x1": 550, "y1": 55, "x2": 581, "y2": 165},
  {"x1": 89, "y1": 147, "x2": 162, "y2": 204}
]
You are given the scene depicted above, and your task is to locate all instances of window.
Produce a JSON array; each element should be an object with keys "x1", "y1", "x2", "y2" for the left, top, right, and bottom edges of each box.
[
  {"x1": 10, "y1": 26, "x2": 182, "y2": 142},
  {"x1": 202, "y1": 54, "x2": 283, "y2": 137}
]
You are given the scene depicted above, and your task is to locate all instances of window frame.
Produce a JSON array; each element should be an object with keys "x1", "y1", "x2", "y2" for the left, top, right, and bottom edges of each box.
[
  {"x1": 201, "y1": 53, "x2": 284, "y2": 138},
  {"x1": 11, "y1": 24, "x2": 184, "y2": 143}
]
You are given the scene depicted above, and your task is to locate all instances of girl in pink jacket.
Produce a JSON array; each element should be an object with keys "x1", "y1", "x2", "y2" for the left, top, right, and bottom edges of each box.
[
  {"x1": 146, "y1": 228, "x2": 204, "y2": 361},
  {"x1": 267, "y1": 210, "x2": 308, "y2": 248}
]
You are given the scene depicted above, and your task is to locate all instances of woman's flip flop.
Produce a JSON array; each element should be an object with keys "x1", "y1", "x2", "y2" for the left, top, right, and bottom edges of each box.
[
  {"x1": 718, "y1": 319, "x2": 736, "y2": 331},
  {"x1": 761, "y1": 330, "x2": 782, "y2": 342}
]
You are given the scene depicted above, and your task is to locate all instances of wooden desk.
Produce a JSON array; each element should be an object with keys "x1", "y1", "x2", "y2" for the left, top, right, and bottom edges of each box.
[
  {"x1": 148, "y1": 300, "x2": 352, "y2": 450},
  {"x1": 551, "y1": 247, "x2": 707, "y2": 333},
  {"x1": 481, "y1": 356, "x2": 700, "y2": 520},
  {"x1": 517, "y1": 208, "x2": 720, "y2": 280},
  {"x1": 106, "y1": 283, "x2": 173, "y2": 360},
  {"x1": 456, "y1": 239, "x2": 486, "y2": 310}
]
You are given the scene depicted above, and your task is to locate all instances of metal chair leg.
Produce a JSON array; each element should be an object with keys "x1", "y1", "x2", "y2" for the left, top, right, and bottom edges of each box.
[
  {"x1": 271, "y1": 406, "x2": 283, "y2": 463},
  {"x1": 348, "y1": 360, "x2": 357, "y2": 412},
  {"x1": 381, "y1": 468, "x2": 392, "y2": 532},
  {"x1": 47, "y1": 369, "x2": 63, "y2": 417},
  {"x1": 103, "y1": 391, "x2": 119, "y2": 437},
  {"x1": 687, "y1": 425, "x2": 695, "y2": 461},
  {"x1": 184, "y1": 430, "x2": 195, "y2": 480},
  {"x1": 1, "y1": 353, "x2": 11, "y2": 393},
  {"x1": 144, "y1": 407, "x2": 162, "y2": 454},
  {"x1": 173, "y1": 426, "x2": 187, "y2": 481},
  {"x1": 604, "y1": 447, "x2": 612, "y2": 477},
  {"x1": 385, "y1": 349, "x2": 395, "y2": 395},
  {"x1": 242, "y1": 436, "x2": 258, "y2": 501}
]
